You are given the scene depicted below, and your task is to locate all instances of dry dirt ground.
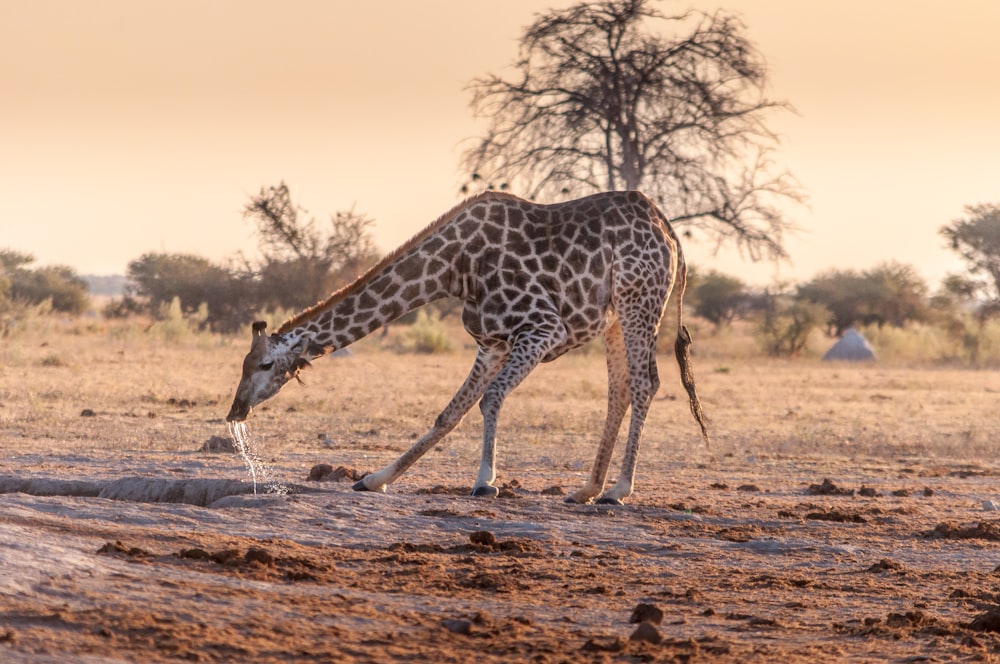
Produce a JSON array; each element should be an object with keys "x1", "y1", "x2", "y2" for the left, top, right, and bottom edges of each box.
[{"x1": 2, "y1": 328, "x2": 1000, "y2": 662}]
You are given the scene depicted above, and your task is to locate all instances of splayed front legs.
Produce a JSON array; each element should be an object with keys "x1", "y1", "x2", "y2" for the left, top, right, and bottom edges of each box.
[{"x1": 355, "y1": 319, "x2": 567, "y2": 497}]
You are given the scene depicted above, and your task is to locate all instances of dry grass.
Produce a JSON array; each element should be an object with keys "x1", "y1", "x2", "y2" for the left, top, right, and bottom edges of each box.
[{"x1": 2, "y1": 316, "x2": 998, "y2": 473}]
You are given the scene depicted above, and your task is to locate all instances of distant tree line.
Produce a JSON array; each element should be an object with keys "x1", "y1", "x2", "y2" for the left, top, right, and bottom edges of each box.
[
  {"x1": 687, "y1": 263, "x2": 933, "y2": 357},
  {"x1": 686, "y1": 202, "x2": 1000, "y2": 358},
  {"x1": 0, "y1": 250, "x2": 90, "y2": 334},
  {"x1": 5, "y1": 194, "x2": 1000, "y2": 358}
]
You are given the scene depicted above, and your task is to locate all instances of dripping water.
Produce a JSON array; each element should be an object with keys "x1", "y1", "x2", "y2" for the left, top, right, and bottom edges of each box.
[{"x1": 227, "y1": 421, "x2": 288, "y2": 496}]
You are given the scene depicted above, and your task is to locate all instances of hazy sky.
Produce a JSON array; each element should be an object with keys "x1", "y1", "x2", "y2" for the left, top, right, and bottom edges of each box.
[{"x1": 2, "y1": 1, "x2": 998, "y2": 288}]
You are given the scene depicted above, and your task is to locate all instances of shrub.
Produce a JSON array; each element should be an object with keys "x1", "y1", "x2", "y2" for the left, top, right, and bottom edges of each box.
[
  {"x1": 146, "y1": 298, "x2": 215, "y2": 345},
  {"x1": 403, "y1": 309, "x2": 453, "y2": 354},
  {"x1": 693, "y1": 270, "x2": 750, "y2": 329},
  {"x1": 0, "y1": 250, "x2": 90, "y2": 315},
  {"x1": 757, "y1": 299, "x2": 828, "y2": 357}
]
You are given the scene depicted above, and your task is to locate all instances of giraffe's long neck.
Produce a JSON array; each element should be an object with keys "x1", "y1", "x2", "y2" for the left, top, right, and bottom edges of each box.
[{"x1": 278, "y1": 240, "x2": 462, "y2": 356}]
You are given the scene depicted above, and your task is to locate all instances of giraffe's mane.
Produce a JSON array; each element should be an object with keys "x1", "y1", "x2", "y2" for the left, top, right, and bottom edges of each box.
[{"x1": 276, "y1": 190, "x2": 523, "y2": 334}]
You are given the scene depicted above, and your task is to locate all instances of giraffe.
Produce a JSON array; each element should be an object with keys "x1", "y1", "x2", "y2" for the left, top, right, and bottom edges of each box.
[{"x1": 226, "y1": 190, "x2": 709, "y2": 504}]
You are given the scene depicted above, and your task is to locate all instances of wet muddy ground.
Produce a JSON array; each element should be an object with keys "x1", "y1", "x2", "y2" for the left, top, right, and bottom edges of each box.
[{"x1": 3, "y1": 451, "x2": 1000, "y2": 663}]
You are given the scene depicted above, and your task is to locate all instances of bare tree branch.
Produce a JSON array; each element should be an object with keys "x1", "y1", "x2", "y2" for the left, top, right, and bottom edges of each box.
[{"x1": 462, "y1": 0, "x2": 803, "y2": 261}]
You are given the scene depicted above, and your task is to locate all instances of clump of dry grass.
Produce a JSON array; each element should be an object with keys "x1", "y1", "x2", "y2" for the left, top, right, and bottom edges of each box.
[
  {"x1": 401, "y1": 309, "x2": 453, "y2": 354},
  {"x1": 860, "y1": 320, "x2": 1000, "y2": 367}
]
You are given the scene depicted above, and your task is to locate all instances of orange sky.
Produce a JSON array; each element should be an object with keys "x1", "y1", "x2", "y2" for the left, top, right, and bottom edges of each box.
[{"x1": 2, "y1": 0, "x2": 998, "y2": 288}]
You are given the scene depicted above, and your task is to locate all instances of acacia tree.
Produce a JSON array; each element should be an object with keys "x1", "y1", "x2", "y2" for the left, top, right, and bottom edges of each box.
[
  {"x1": 241, "y1": 182, "x2": 379, "y2": 311},
  {"x1": 693, "y1": 270, "x2": 749, "y2": 329},
  {"x1": 0, "y1": 249, "x2": 90, "y2": 315},
  {"x1": 463, "y1": 0, "x2": 801, "y2": 260},
  {"x1": 796, "y1": 262, "x2": 929, "y2": 336},
  {"x1": 124, "y1": 253, "x2": 248, "y2": 329},
  {"x1": 941, "y1": 203, "x2": 1000, "y2": 313}
]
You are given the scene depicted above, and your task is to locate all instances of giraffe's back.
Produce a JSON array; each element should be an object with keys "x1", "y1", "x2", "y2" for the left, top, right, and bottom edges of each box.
[{"x1": 443, "y1": 191, "x2": 678, "y2": 358}]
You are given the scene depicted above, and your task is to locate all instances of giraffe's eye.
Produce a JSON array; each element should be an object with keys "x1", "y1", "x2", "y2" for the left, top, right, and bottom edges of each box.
[{"x1": 259, "y1": 361, "x2": 274, "y2": 371}]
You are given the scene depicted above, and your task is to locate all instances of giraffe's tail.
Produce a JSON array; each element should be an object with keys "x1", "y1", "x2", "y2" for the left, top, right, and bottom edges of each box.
[{"x1": 672, "y1": 238, "x2": 711, "y2": 447}]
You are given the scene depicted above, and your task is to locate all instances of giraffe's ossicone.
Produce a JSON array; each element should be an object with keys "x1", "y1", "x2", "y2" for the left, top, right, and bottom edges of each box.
[{"x1": 227, "y1": 190, "x2": 708, "y2": 504}]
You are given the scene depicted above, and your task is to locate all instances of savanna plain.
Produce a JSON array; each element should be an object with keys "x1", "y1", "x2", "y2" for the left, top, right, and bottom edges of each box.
[{"x1": 2, "y1": 315, "x2": 1000, "y2": 663}]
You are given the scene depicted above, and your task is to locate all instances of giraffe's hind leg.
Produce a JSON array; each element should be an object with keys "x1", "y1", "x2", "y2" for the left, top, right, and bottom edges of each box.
[
  {"x1": 596, "y1": 292, "x2": 668, "y2": 505},
  {"x1": 353, "y1": 347, "x2": 505, "y2": 493},
  {"x1": 567, "y1": 319, "x2": 630, "y2": 504}
]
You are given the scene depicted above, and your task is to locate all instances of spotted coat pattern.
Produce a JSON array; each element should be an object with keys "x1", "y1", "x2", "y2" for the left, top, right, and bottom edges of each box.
[{"x1": 227, "y1": 190, "x2": 708, "y2": 504}]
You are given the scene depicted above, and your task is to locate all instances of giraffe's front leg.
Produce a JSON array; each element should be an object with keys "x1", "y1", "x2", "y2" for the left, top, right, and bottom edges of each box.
[
  {"x1": 472, "y1": 324, "x2": 565, "y2": 498},
  {"x1": 471, "y1": 457, "x2": 499, "y2": 497},
  {"x1": 470, "y1": 387, "x2": 501, "y2": 497},
  {"x1": 353, "y1": 349, "x2": 504, "y2": 494}
]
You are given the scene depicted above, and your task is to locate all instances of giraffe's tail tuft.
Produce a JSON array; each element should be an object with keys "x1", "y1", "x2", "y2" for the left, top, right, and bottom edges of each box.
[{"x1": 674, "y1": 325, "x2": 710, "y2": 447}]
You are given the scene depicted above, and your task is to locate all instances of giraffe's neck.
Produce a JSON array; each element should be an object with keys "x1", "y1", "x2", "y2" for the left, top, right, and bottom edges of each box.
[{"x1": 278, "y1": 242, "x2": 460, "y2": 356}]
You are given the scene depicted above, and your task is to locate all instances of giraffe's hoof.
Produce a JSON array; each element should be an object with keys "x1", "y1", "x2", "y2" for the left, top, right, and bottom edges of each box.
[
  {"x1": 352, "y1": 479, "x2": 385, "y2": 493},
  {"x1": 564, "y1": 495, "x2": 590, "y2": 505},
  {"x1": 471, "y1": 485, "x2": 500, "y2": 498},
  {"x1": 595, "y1": 496, "x2": 625, "y2": 506}
]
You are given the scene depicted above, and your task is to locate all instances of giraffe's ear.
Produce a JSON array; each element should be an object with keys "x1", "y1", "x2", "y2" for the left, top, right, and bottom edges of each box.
[{"x1": 250, "y1": 321, "x2": 268, "y2": 351}]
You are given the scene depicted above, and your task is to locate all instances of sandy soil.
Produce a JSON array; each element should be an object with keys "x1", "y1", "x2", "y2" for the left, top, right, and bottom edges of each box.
[{"x1": 2, "y1": 333, "x2": 1000, "y2": 662}]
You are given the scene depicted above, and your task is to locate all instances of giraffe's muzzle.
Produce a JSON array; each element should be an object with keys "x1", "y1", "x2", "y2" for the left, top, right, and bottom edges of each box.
[{"x1": 226, "y1": 399, "x2": 250, "y2": 422}]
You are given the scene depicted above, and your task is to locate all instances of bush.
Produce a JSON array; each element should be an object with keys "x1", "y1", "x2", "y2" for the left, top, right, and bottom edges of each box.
[
  {"x1": 757, "y1": 299, "x2": 828, "y2": 357},
  {"x1": 0, "y1": 250, "x2": 90, "y2": 315},
  {"x1": 797, "y1": 262, "x2": 928, "y2": 336},
  {"x1": 693, "y1": 270, "x2": 749, "y2": 329},
  {"x1": 403, "y1": 309, "x2": 453, "y2": 353},
  {"x1": 124, "y1": 253, "x2": 253, "y2": 332}
]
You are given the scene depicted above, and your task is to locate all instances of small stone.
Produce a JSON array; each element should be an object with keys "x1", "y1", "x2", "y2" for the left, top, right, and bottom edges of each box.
[
  {"x1": 244, "y1": 547, "x2": 274, "y2": 566},
  {"x1": 968, "y1": 609, "x2": 1000, "y2": 633},
  {"x1": 308, "y1": 464, "x2": 334, "y2": 481},
  {"x1": 200, "y1": 435, "x2": 235, "y2": 453},
  {"x1": 629, "y1": 622, "x2": 663, "y2": 644},
  {"x1": 983, "y1": 500, "x2": 999, "y2": 512},
  {"x1": 629, "y1": 603, "x2": 664, "y2": 625},
  {"x1": 470, "y1": 530, "x2": 497, "y2": 547},
  {"x1": 80, "y1": 409, "x2": 97, "y2": 417},
  {"x1": 441, "y1": 619, "x2": 472, "y2": 635},
  {"x1": 329, "y1": 466, "x2": 359, "y2": 481}
]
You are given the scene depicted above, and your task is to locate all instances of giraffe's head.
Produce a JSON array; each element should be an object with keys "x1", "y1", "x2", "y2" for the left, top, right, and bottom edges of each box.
[{"x1": 226, "y1": 321, "x2": 311, "y2": 422}]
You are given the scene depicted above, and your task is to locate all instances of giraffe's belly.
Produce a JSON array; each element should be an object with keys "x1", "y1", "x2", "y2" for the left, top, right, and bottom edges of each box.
[
  {"x1": 461, "y1": 294, "x2": 613, "y2": 362},
  {"x1": 459, "y1": 264, "x2": 613, "y2": 359},
  {"x1": 541, "y1": 313, "x2": 615, "y2": 362}
]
